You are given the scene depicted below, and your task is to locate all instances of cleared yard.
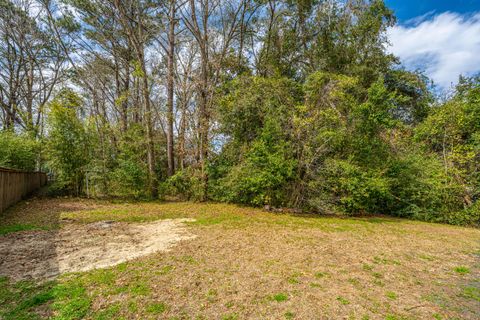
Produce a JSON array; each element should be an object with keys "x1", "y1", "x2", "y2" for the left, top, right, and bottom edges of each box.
[{"x1": 0, "y1": 198, "x2": 479, "y2": 319}]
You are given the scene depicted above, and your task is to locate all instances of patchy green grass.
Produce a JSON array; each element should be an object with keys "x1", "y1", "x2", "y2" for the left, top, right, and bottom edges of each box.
[
  {"x1": 145, "y1": 302, "x2": 167, "y2": 314},
  {"x1": 1, "y1": 198, "x2": 479, "y2": 319},
  {"x1": 221, "y1": 313, "x2": 238, "y2": 320},
  {"x1": 386, "y1": 291, "x2": 397, "y2": 300},
  {"x1": 0, "y1": 275, "x2": 93, "y2": 320},
  {"x1": 336, "y1": 296, "x2": 350, "y2": 305},
  {"x1": 453, "y1": 266, "x2": 470, "y2": 275},
  {"x1": 461, "y1": 286, "x2": 480, "y2": 302},
  {"x1": 0, "y1": 224, "x2": 45, "y2": 236},
  {"x1": 314, "y1": 271, "x2": 328, "y2": 278},
  {"x1": 271, "y1": 293, "x2": 288, "y2": 302},
  {"x1": 0, "y1": 198, "x2": 416, "y2": 233},
  {"x1": 0, "y1": 276, "x2": 55, "y2": 320}
]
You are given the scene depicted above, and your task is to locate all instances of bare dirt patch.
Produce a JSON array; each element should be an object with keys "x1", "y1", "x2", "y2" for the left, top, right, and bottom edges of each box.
[{"x1": 0, "y1": 219, "x2": 195, "y2": 281}]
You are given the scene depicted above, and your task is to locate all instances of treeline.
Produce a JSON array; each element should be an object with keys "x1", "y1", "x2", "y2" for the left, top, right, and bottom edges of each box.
[{"x1": 0, "y1": 0, "x2": 478, "y2": 225}]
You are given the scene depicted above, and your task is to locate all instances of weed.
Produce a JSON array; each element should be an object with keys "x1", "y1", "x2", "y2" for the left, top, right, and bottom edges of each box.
[
  {"x1": 373, "y1": 256, "x2": 400, "y2": 266},
  {"x1": 0, "y1": 278, "x2": 55, "y2": 320},
  {"x1": 423, "y1": 293, "x2": 448, "y2": 308},
  {"x1": 453, "y1": 266, "x2": 470, "y2": 275},
  {"x1": 206, "y1": 288, "x2": 218, "y2": 302},
  {"x1": 373, "y1": 279, "x2": 385, "y2": 287},
  {"x1": 157, "y1": 265, "x2": 174, "y2": 275},
  {"x1": 418, "y1": 254, "x2": 435, "y2": 261},
  {"x1": 89, "y1": 270, "x2": 115, "y2": 287},
  {"x1": 362, "y1": 264, "x2": 373, "y2": 271},
  {"x1": 337, "y1": 296, "x2": 350, "y2": 305},
  {"x1": 181, "y1": 255, "x2": 197, "y2": 264},
  {"x1": 385, "y1": 291, "x2": 397, "y2": 300},
  {"x1": 116, "y1": 263, "x2": 128, "y2": 272},
  {"x1": 272, "y1": 293, "x2": 288, "y2": 302},
  {"x1": 288, "y1": 271, "x2": 302, "y2": 284},
  {"x1": 384, "y1": 314, "x2": 407, "y2": 320},
  {"x1": 348, "y1": 278, "x2": 360, "y2": 286}
]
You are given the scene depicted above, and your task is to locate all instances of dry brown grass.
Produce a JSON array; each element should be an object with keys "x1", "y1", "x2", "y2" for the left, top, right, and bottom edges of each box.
[{"x1": 1, "y1": 197, "x2": 479, "y2": 319}]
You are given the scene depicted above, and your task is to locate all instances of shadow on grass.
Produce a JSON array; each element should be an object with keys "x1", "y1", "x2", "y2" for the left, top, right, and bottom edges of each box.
[{"x1": 0, "y1": 198, "x2": 94, "y2": 319}]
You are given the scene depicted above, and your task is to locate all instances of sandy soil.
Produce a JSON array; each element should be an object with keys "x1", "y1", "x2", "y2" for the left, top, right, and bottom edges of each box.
[{"x1": 0, "y1": 219, "x2": 196, "y2": 281}]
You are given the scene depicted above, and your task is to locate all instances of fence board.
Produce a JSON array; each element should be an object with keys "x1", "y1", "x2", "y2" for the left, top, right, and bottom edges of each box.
[{"x1": 0, "y1": 167, "x2": 47, "y2": 213}]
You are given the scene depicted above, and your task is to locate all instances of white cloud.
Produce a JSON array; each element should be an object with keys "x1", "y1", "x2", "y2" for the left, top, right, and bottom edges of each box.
[{"x1": 387, "y1": 12, "x2": 480, "y2": 89}]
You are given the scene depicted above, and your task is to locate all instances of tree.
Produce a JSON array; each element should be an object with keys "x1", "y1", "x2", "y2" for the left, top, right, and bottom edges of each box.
[
  {"x1": 0, "y1": 0, "x2": 70, "y2": 135},
  {"x1": 47, "y1": 89, "x2": 89, "y2": 195},
  {"x1": 112, "y1": 0, "x2": 159, "y2": 198},
  {"x1": 180, "y1": 0, "x2": 253, "y2": 199},
  {"x1": 166, "y1": 0, "x2": 177, "y2": 177}
]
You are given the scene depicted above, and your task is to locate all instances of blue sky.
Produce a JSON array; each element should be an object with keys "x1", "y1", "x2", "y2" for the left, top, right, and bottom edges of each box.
[
  {"x1": 385, "y1": 1, "x2": 480, "y2": 89},
  {"x1": 386, "y1": 0, "x2": 480, "y2": 22}
]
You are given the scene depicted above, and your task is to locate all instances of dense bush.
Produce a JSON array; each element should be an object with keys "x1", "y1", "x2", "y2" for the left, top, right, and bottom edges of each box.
[
  {"x1": 0, "y1": 131, "x2": 39, "y2": 171},
  {"x1": 307, "y1": 158, "x2": 391, "y2": 215},
  {"x1": 161, "y1": 167, "x2": 205, "y2": 201},
  {"x1": 209, "y1": 76, "x2": 300, "y2": 206},
  {"x1": 108, "y1": 125, "x2": 148, "y2": 199},
  {"x1": 216, "y1": 120, "x2": 297, "y2": 206},
  {"x1": 208, "y1": 72, "x2": 479, "y2": 226}
]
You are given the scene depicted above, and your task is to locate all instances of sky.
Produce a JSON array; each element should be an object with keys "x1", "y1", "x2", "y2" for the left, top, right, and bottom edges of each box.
[{"x1": 385, "y1": 0, "x2": 480, "y2": 89}]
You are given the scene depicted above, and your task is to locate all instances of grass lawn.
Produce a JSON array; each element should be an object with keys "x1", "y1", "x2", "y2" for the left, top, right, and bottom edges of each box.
[{"x1": 0, "y1": 198, "x2": 479, "y2": 319}]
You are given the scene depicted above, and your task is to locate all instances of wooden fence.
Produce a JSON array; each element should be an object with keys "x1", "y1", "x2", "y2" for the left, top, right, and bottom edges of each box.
[{"x1": 0, "y1": 167, "x2": 47, "y2": 214}]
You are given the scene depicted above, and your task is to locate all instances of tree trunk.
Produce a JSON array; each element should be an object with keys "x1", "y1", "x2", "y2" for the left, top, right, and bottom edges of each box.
[
  {"x1": 178, "y1": 98, "x2": 186, "y2": 170},
  {"x1": 139, "y1": 52, "x2": 158, "y2": 199},
  {"x1": 198, "y1": 53, "x2": 209, "y2": 200},
  {"x1": 166, "y1": 0, "x2": 176, "y2": 177}
]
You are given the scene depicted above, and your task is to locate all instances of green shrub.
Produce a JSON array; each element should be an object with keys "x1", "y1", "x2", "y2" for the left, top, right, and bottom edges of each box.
[
  {"x1": 216, "y1": 120, "x2": 296, "y2": 206},
  {"x1": 0, "y1": 131, "x2": 38, "y2": 171},
  {"x1": 386, "y1": 152, "x2": 465, "y2": 221},
  {"x1": 308, "y1": 159, "x2": 391, "y2": 214},
  {"x1": 109, "y1": 159, "x2": 148, "y2": 199},
  {"x1": 162, "y1": 167, "x2": 205, "y2": 201},
  {"x1": 442, "y1": 203, "x2": 480, "y2": 227},
  {"x1": 108, "y1": 125, "x2": 148, "y2": 199}
]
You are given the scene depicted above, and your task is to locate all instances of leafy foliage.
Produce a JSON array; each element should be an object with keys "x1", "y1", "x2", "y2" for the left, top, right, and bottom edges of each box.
[
  {"x1": 216, "y1": 120, "x2": 297, "y2": 206},
  {"x1": 210, "y1": 71, "x2": 479, "y2": 226},
  {"x1": 162, "y1": 167, "x2": 205, "y2": 201},
  {"x1": 0, "y1": 131, "x2": 38, "y2": 171},
  {"x1": 108, "y1": 125, "x2": 148, "y2": 199},
  {"x1": 46, "y1": 89, "x2": 90, "y2": 195}
]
